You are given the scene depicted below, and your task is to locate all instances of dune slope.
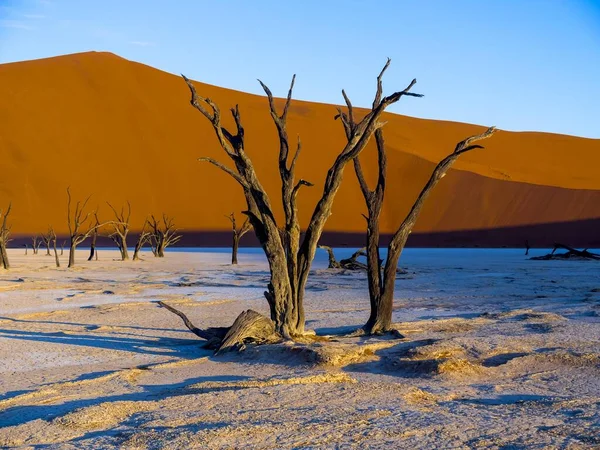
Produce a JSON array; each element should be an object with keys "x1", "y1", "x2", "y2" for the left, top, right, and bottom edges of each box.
[{"x1": 0, "y1": 51, "x2": 598, "y2": 245}]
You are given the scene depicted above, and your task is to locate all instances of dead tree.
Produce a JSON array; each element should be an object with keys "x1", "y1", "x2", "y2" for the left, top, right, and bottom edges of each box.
[
  {"x1": 133, "y1": 222, "x2": 152, "y2": 261},
  {"x1": 66, "y1": 188, "x2": 109, "y2": 268},
  {"x1": 61, "y1": 240, "x2": 66, "y2": 256},
  {"x1": 107, "y1": 202, "x2": 131, "y2": 260},
  {"x1": 337, "y1": 77, "x2": 496, "y2": 333},
  {"x1": 23, "y1": 244, "x2": 27, "y2": 255},
  {"x1": 147, "y1": 214, "x2": 181, "y2": 257},
  {"x1": 530, "y1": 243, "x2": 600, "y2": 261},
  {"x1": 47, "y1": 226, "x2": 60, "y2": 267},
  {"x1": 318, "y1": 245, "x2": 368, "y2": 270},
  {"x1": 0, "y1": 203, "x2": 11, "y2": 269},
  {"x1": 227, "y1": 212, "x2": 251, "y2": 264},
  {"x1": 40, "y1": 231, "x2": 53, "y2": 256},
  {"x1": 166, "y1": 60, "x2": 418, "y2": 344},
  {"x1": 31, "y1": 235, "x2": 40, "y2": 254},
  {"x1": 87, "y1": 212, "x2": 100, "y2": 261},
  {"x1": 525, "y1": 240, "x2": 530, "y2": 256}
]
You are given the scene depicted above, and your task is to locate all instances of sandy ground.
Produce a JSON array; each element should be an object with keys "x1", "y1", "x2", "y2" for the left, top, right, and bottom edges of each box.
[{"x1": 0, "y1": 248, "x2": 598, "y2": 449}]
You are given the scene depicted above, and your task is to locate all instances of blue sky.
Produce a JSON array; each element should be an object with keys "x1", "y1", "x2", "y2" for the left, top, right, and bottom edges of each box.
[{"x1": 1, "y1": 0, "x2": 599, "y2": 138}]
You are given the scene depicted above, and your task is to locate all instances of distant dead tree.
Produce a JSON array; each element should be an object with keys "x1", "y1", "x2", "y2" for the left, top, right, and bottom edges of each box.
[
  {"x1": 66, "y1": 188, "x2": 110, "y2": 268},
  {"x1": 23, "y1": 244, "x2": 27, "y2": 255},
  {"x1": 132, "y1": 221, "x2": 152, "y2": 261},
  {"x1": 158, "y1": 61, "x2": 420, "y2": 350},
  {"x1": 47, "y1": 226, "x2": 60, "y2": 267},
  {"x1": 530, "y1": 243, "x2": 600, "y2": 261},
  {"x1": 87, "y1": 212, "x2": 100, "y2": 261},
  {"x1": 0, "y1": 203, "x2": 12, "y2": 269},
  {"x1": 336, "y1": 77, "x2": 496, "y2": 334},
  {"x1": 60, "y1": 240, "x2": 66, "y2": 256},
  {"x1": 525, "y1": 240, "x2": 530, "y2": 256},
  {"x1": 31, "y1": 235, "x2": 41, "y2": 254},
  {"x1": 318, "y1": 245, "x2": 368, "y2": 270},
  {"x1": 147, "y1": 214, "x2": 181, "y2": 257},
  {"x1": 227, "y1": 212, "x2": 251, "y2": 265},
  {"x1": 107, "y1": 202, "x2": 131, "y2": 260},
  {"x1": 40, "y1": 230, "x2": 53, "y2": 256}
]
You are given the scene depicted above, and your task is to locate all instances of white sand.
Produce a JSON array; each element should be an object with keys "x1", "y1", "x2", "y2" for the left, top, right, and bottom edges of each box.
[{"x1": 0, "y1": 248, "x2": 598, "y2": 449}]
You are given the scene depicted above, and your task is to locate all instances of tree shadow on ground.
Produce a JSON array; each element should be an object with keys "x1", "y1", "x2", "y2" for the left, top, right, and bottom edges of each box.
[{"x1": 0, "y1": 373, "x2": 250, "y2": 428}]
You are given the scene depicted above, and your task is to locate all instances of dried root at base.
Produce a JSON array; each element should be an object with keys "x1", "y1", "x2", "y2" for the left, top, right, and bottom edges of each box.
[{"x1": 158, "y1": 302, "x2": 280, "y2": 353}]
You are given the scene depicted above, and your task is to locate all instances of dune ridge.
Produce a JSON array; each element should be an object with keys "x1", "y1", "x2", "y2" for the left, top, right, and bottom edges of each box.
[{"x1": 0, "y1": 51, "x2": 598, "y2": 245}]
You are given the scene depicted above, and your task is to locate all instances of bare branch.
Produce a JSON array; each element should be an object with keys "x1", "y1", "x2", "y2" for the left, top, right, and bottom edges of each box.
[{"x1": 198, "y1": 157, "x2": 249, "y2": 188}]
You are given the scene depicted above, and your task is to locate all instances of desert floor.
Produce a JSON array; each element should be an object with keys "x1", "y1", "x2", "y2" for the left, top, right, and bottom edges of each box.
[{"x1": 0, "y1": 248, "x2": 598, "y2": 449}]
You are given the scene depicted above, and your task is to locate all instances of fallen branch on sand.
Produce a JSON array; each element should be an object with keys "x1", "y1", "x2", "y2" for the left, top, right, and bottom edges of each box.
[
  {"x1": 158, "y1": 301, "x2": 280, "y2": 353},
  {"x1": 318, "y1": 245, "x2": 368, "y2": 270},
  {"x1": 530, "y1": 243, "x2": 600, "y2": 261},
  {"x1": 318, "y1": 245, "x2": 408, "y2": 274}
]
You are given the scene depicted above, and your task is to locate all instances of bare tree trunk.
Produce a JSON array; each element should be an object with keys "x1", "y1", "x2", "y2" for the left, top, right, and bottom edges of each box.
[
  {"x1": 227, "y1": 212, "x2": 251, "y2": 265},
  {"x1": 232, "y1": 234, "x2": 240, "y2": 265},
  {"x1": 0, "y1": 203, "x2": 12, "y2": 269},
  {"x1": 61, "y1": 241, "x2": 65, "y2": 256},
  {"x1": 24, "y1": 244, "x2": 27, "y2": 255},
  {"x1": 68, "y1": 243, "x2": 77, "y2": 268},
  {"x1": 53, "y1": 243, "x2": 60, "y2": 267},
  {"x1": 48, "y1": 228, "x2": 60, "y2": 268},
  {"x1": 0, "y1": 245, "x2": 8, "y2": 270}
]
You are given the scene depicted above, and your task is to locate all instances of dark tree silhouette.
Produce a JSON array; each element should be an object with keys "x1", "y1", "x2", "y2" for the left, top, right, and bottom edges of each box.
[
  {"x1": 107, "y1": 202, "x2": 131, "y2": 260},
  {"x1": 66, "y1": 188, "x2": 110, "y2": 268},
  {"x1": 160, "y1": 60, "x2": 421, "y2": 348},
  {"x1": 0, "y1": 203, "x2": 11, "y2": 269},
  {"x1": 336, "y1": 77, "x2": 496, "y2": 333},
  {"x1": 132, "y1": 221, "x2": 152, "y2": 261},
  {"x1": 147, "y1": 214, "x2": 181, "y2": 257},
  {"x1": 227, "y1": 212, "x2": 251, "y2": 265}
]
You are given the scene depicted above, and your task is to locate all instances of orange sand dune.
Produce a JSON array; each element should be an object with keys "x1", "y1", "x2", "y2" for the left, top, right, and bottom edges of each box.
[{"x1": 0, "y1": 51, "x2": 598, "y2": 244}]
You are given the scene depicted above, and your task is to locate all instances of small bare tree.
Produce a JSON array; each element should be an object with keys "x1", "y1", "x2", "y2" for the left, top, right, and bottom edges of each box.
[
  {"x1": 147, "y1": 214, "x2": 181, "y2": 257},
  {"x1": 336, "y1": 78, "x2": 496, "y2": 333},
  {"x1": 47, "y1": 226, "x2": 60, "y2": 267},
  {"x1": 165, "y1": 60, "x2": 419, "y2": 344},
  {"x1": 66, "y1": 188, "x2": 109, "y2": 268},
  {"x1": 107, "y1": 202, "x2": 131, "y2": 260},
  {"x1": 87, "y1": 212, "x2": 100, "y2": 261},
  {"x1": 61, "y1": 240, "x2": 66, "y2": 256},
  {"x1": 0, "y1": 203, "x2": 11, "y2": 269},
  {"x1": 40, "y1": 230, "x2": 53, "y2": 256},
  {"x1": 227, "y1": 212, "x2": 251, "y2": 265},
  {"x1": 132, "y1": 221, "x2": 152, "y2": 261},
  {"x1": 31, "y1": 235, "x2": 41, "y2": 254}
]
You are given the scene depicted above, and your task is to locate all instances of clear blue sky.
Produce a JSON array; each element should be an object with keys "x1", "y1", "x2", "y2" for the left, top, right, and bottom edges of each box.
[{"x1": 1, "y1": 0, "x2": 599, "y2": 138}]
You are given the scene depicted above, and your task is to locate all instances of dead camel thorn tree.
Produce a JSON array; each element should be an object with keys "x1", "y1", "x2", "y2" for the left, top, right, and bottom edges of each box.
[
  {"x1": 336, "y1": 75, "x2": 496, "y2": 334},
  {"x1": 227, "y1": 212, "x2": 251, "y2": 265},
  {"x1": 66, "y1": 188, "x2": 113, "y2": 268},
  {"x1": 0, "y1": 203, "x2": 12, "y2": 270},
  {"x1": 40, "y1": 230, "x2": 53, "y2": 256},
  {"x1": 107, "y1": 202, "x2": 131, "y2": 260},
  {"x1": 158, "y1": 60, "x2": 421, "y2": 351},
  {"x1": 133, "y1": 221, "x2": 152, "y2": 261},
  {"x1": 47, "y1": 226, "x2": 60, "y2": 267},
  {"x1": 147, "y1": 214, "x2": 182, "y2": 257},
  {"x1": 31, "y1": 235, "x2": 41, "y2": 254},
  {"x1": 87, "y1": 212, "x2": 100, "y2": 261},
  {"x1": 318, "y1": 245, "x2": 368, "y2": 271}
]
